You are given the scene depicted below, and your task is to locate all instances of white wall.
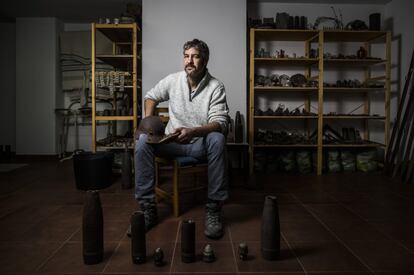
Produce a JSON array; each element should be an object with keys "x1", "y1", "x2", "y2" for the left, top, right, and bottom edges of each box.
[
  {"x1": 0, "y1": 23, "x2": 16, "y2": 152},
  {"x1": 142, "y1": 0, "x2": 247, "y2": 139},
  {"x1": 16, "y1": 18, "x2": 61, "y2": 155},
  {"x1": 64, "y1": 23, "x2": 90, "y2": 32}
]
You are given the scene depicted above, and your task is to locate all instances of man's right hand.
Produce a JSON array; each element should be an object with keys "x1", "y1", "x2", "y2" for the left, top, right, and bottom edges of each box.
[{"x1": 144, "y1": 99, "x2": 157, "y2": 117}]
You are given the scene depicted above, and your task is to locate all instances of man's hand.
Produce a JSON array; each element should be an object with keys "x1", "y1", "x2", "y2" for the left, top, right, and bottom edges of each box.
[{"x1": 174, "y1": 127, "x2": 196, "y2": 144}]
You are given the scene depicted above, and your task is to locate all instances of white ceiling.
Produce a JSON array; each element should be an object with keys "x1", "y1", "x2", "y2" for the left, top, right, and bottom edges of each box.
[
  {"x1": 0, "y1": 0, "x2": 391, "y2": 22},
  {"x1": 0, "y1": 0, "x2": 141, "y2": 22},
  {"x1": 252, "y1": 0, "x2": 391, "y2": 3}
]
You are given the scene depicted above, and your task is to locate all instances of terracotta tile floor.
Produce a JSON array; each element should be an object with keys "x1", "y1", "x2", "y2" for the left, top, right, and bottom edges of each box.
[{"x1": 1, "y1": 160, "x2": 414, "y2": 274}]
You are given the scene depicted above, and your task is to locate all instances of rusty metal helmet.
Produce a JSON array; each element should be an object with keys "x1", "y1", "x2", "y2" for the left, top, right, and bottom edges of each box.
[{"x1": 136, "y1": 116, "x2": 165, "y2": 143}]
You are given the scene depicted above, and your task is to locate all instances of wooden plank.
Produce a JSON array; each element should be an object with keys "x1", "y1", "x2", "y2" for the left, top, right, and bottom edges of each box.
[
  {"x1": 95, "y1": 116, "x2": 134, "y2": 121},
  {"x1": 385, "y1": 32, "x2": 391, "y2": 151},
  {"x1": 323, "y1": 116, "x2": 385, "y2": 119},
  {"x1": 249, "y1": 28, "x2": 255, "y2": 175},
  {"x1": 364, "y1": 41, "x2": 371, "y2": 141},
  {"x1": 133, "y1": 23, "x2": 138, "y2": 132},
  {"x1": 324, "y1": 59, "x2": 386, "y2": 67},
  {"x1": 304, "y1": 39, "x2": 312, "y2": 138},
  {"x1": 255, "y1": 57, "x2": 318, "y2": 66},
  {"x1": 254, "y1": 116, "x2": 318, "y2": 119},
  {"x1": 91, "y1": 23, "x2": 96, "y2": 152},
  {"x1": 324, "y1": 87, "x2": 384, "y2": 92},
  {"x1": 323, "y1": 143, "x2": 385, "y2": 147},
  {"x1": 95, "y1": 23, "x2": 135, "y2": 28},
  {"x1": 317, "y1": 31, "x2": 324, "y2": 175},
  {"x1": 254, "y1": 87, "x2": 318, "y2": 92},
  {"x1": 254, "y1": 144, "x2": 317, "y2": 148}
]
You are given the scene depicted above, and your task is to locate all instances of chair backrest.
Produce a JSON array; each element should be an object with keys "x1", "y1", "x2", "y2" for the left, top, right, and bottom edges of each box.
[{"x1": 154, "y1": 107, "x2": 169, "y2": 124}]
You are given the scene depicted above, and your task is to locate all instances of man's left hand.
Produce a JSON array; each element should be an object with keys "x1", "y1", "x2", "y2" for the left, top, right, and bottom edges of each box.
[{"x1": 174, "y1": 127, "x2": 196, "y2": 144}]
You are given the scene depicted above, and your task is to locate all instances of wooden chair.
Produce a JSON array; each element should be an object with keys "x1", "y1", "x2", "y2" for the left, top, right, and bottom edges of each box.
[
  {"x1": 153, "y1": 107, "x2": 208, "y2": 217},
  {"x1": 155, "y1": 156, "x2": 207, "y2": 217}
]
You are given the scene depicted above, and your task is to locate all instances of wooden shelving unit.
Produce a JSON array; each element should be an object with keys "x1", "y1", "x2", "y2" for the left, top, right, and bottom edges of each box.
[
  {"x1": 254, "y1": 58, "x2": 319, "y2": 66},
  {"x1": 249, "y1": 29, "x2": 391, "y2": 175},
  {"x1": 91, "y1": 23, "x2": 141, "y2": 151},
  {"x1": 322, "y1": 115, "x2": 386, "y2": 119},
  {"x1": 324, "y1": 58, "x2": 386, "y2": 67},
  {"x1": 324, "y1": 87, "x2": 385, "y2": 93}
]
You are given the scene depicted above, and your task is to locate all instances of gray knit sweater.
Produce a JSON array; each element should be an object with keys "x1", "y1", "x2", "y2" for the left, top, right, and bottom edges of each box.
[{"x1": 144, "y1": 70, "x2": 230, "y2": 137}]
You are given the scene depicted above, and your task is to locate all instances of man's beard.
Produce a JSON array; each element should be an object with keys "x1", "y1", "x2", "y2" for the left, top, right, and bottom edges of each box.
[
  {"x1": 185, "y1": 65, "x2": 205, "y2": 79},
  {"x1": 185, "y1": 65, "x2": 196, "y2": 76}
]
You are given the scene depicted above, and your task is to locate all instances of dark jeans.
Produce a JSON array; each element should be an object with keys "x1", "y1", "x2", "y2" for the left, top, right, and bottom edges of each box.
[{"x1": 134, "y1": 132, "x2": 228, "y2": 206}]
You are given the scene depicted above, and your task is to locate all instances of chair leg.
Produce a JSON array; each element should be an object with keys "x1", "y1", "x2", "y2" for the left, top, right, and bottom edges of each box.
[
  {"x1": 155, "y1": 161, "x2": 160, "y2": 204},
  {"x1": 194, "y1": 173, "x2": 199, "y2": 203},
  {"x1": 173, "y1": 161, "x2": 180, "y2": 217}
]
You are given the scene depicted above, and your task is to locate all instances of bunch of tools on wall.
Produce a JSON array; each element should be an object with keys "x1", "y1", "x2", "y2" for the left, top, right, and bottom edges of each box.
[
  {"x1": 384, "y1": 50, "x2": 414, "y2": 183},
  {"x1": 254, "y1": 103, "x2": 380, "y2": 118},
  {"x1": 254, "y1": 73, "x2": 318, "y2": 88},
  {"x1": 324, "y1": 49, "x2": 382, "y2": 60},
  {"x1": 58, "y1": 53, "x2": 138, "y2": 157},
  {"x1": 255, "y1": 46, "x2": 382, "y2": 61},
  {"x1": 324, "y1": 79, "x2": 383, "y2": 89},
  {"x1": 254, "y1": 124, "x2": 367, "y2": 146},
  {"x1": 248, "y1": 7, "x2": 381, "y2": 31},
  {"x1": 254, "y1": 104, "x2": 316, "y2": 117}
]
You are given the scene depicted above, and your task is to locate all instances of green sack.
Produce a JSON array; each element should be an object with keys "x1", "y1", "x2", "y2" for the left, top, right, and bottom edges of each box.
[
  {"x1": 296, "y1": 150, "x2": 312, "y2": 174},
  {"x1": 254, "y1": 151, "x2": 266, "y2": 173},
  {"x1": 279, "y1": 151, "x2": 296, "y2": 173},
  {"x1": 356, "y1": 150, "x2": 378, "y2": 172},
  {"x1": 327, "y1": 150, "x2": 341, "y2": 173},
  {"x1": 341, "y1": 150, "x2": 356, "y2": 172}
]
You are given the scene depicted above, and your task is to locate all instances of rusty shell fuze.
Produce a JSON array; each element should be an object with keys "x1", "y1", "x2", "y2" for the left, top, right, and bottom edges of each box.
[
  {"x1": 82, "y1": 190, "x2": 104, "y2": 265},
  {"x1": 153, "y1": 247, "x2": 164, "y2": 266},
  {"x1": 261, "y1": 195, "x2": 280, "y2": 260},
  {"x1": 238, "y1": 242, "x2": 249, "y2": 261}
]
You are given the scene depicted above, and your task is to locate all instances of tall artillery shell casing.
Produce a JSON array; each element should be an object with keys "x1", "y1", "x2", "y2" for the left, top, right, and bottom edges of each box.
[
  {"x1": 261, "y1": 195, "x2": 280, "y2": 260},
  {"x1": 234, "y1": 111, "x2": 243, "y2": 143},
  {"x1": 82, "y1": 190, "x2": 104, "y2": 265},
  {"x1": 121, "y1": 145, "x2": 133, "y2": 189},
  {"x1": 181, "y1": 219, "x2": 195, "y2": 263},
  {"x1": 131, "y1": 211, "x2": 146, "y2": 264}
]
